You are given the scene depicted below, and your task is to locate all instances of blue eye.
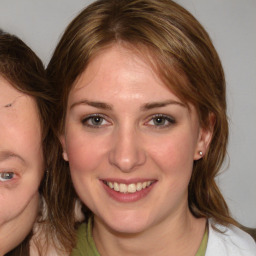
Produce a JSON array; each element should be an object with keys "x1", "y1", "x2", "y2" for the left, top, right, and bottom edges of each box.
[
  {"x1": 82, "y1": 114, "x2": 111, "y2": 128},
  {"x1": 0, "y1": 172, "x2": 14, "y2": 182},
  {"x1": 147, "y1": 114, "x2": 175, "y2": 128}
]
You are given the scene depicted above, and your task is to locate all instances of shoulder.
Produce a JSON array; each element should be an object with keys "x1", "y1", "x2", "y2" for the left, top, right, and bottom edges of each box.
[{"x1": 206, "y1": 219, "x2": 256, "y2": 256}]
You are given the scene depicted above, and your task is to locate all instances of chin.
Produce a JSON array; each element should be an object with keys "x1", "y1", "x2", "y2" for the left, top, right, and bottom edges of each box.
[{"x1": 100, "y1": 210, "x2": 152, "y2": 235}]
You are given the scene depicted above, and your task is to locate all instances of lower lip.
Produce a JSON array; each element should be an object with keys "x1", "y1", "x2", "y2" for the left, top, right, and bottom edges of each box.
[{"x1": 102, "y1": 181, "x2": 156, "y2": 203}]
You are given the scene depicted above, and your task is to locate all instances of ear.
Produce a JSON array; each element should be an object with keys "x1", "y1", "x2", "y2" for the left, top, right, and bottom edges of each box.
[
  {"x1": 59, "y1": 133, "x2": 69, "y2": 162},
  {"x1": 194, "y1": 113, "x2": 215, "y2": 160}
]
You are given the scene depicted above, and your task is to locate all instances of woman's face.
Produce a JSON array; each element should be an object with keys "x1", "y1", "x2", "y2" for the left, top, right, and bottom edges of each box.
[
  {"x1": 0, "y1": 76, "x2": 43, "y2": 253},
  {"x1": 61, "y1": 45, "x2": 211, "y2": 234}
]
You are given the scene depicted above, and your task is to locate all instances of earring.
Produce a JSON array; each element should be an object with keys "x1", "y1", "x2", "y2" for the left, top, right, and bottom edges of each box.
[
  {"x1": 62, "y1": 152, "x2": 69, "y2": 161},
  {"x1": 199, "y1": 151, "x2": 203, "y2": 156}
]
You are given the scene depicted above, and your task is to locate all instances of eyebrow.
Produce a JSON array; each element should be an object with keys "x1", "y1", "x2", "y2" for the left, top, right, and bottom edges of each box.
[
  {"x1": 141, "y1": 100, "x2": 186, "y2": 111},
  {"x1": 70, "y1": 99, "x2": 186, "y2": 111},
  {"x1": 70, "y1": 99, "x2": 113, "y2": 110},
  {"x1": 0, "y1": 151, "x2": 25, "y2": 164}
]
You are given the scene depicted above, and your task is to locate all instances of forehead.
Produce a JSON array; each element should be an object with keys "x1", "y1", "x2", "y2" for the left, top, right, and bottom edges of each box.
[
  {"x1": 0, "y1": 75, "x2": 40, "y2": 125},
  {"x1": 0, "y1": 76, "x2": 22, "y2": 103},
  {"x1": 71, "y1": 43, "x2": 190, "y2": 105},
  {"x1": 72, "y1": 45, "x2": 179, "y2": 99}
]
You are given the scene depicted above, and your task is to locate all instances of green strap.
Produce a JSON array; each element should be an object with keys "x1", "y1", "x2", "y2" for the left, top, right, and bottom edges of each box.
[{"x1": 195, "y1": 226, "x2": 208, "y2": 256}]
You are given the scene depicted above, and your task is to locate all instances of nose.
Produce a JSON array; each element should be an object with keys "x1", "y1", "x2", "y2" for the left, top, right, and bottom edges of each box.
[{"x1": 108, "y1": 127, "x2": 146, "y2": 172}]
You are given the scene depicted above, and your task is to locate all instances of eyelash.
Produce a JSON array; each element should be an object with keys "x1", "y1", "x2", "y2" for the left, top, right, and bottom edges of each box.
[
  {"x1": 81, "y1": 113, "x2": 175, "y2": 129},
  {"x1": 0, "y1": 171, "x2": 15, "y2": 182}
]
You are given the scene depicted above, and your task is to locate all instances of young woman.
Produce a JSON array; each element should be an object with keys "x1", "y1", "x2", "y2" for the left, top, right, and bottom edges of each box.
[
  {"x1": 0, "y1": 30, "x2": 56, "y2": 256},
  {"x1": 46, "y1": 0, "x2": 256, "y2": 255}
]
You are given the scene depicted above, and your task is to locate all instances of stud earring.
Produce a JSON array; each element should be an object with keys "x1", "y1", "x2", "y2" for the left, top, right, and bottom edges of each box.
[{"x1": 199, "y1": 151, "x2": 203, "y2": 156}]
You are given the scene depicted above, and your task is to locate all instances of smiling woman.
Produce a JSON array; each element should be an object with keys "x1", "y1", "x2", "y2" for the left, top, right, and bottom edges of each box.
[
  {"x1": 61, "y1": 45, "x2": 210, "y2": 239},
  {"x1": 0, "y1": 30, "x2": 55, "y2": 255},
  {"x1": 46, "y1": 0, "x2": 256, "y2": 255}
]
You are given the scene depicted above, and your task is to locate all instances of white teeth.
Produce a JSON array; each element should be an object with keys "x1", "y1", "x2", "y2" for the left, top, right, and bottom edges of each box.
[
  {"x1": 108, "y1": 182, "x2": 114, "y2": 189},
  {"x1": 113, "y1": 182, "x2": 119, "y2": 192},
  {"x1": 136, "y1": 182, "x2": 142, "y2": 191},
  {"x1": 119, "y1": 183, "x2": 128, "y2": 193},
  {"x1": 127, "y1": 183, "x2": 136, "y2": 193},
  {"x1": 106, "y1": 181, "x2": 153, "y2": 193}
]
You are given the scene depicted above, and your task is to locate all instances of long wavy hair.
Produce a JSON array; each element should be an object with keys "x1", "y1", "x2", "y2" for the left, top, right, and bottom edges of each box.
[
  {"x1": 0, "y1": 30, "x2": 56, "y2": 255},
  {"x1": 46, "y1": 0, "x2": 238, "y2": 252}
]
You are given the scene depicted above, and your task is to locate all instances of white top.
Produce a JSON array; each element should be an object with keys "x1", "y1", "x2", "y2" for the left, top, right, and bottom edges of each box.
[{"x1": 206, "y1": 219, "x2": 256, "y2": 256}]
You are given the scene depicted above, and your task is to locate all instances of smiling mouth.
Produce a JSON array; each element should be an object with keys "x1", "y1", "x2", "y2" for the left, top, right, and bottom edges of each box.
[{"x1": 103, "y1": 181, "x2": 154, "y2": 194}]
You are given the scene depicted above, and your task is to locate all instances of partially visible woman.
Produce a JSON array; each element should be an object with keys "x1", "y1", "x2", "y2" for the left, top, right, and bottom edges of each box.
[
  {"x1": 46, "y1": 0, "x2": 256, "y2": 255},
  {"x1": 0, "y1": 30, "x2": 56, "y2": 255}
]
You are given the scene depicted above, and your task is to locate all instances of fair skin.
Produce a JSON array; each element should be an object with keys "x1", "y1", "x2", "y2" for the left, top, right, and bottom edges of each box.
[
  {"x1": 0, "y1": 76, "x2": 43, "y2": 255},
  {"x1": 61, "y1": 45, "x2": 213, "y2": 256}
]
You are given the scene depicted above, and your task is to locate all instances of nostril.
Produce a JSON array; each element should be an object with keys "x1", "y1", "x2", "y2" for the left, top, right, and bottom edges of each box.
[{"x1": 108, "y1": 147, "x2": 146, "y2": 173}]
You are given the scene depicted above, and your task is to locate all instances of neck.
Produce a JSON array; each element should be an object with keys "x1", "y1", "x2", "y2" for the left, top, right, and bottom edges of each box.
[{"x1": 93, "y1": 208, "x2": 206, "y2": 256}]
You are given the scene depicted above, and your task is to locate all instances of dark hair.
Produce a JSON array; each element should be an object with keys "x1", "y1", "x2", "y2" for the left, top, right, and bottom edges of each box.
[
  {"x1": 0, "y1": 30, "x2": 56, "y2": 255},
  {"x1": 46, "y1": 0, "x2": 237, "y2": 252}
]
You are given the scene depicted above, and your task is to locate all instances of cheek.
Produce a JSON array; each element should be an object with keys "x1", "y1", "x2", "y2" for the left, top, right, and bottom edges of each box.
[
  {"x1": 65, "y1": 133, "x2": 108, "y2": 209},
  {"x1": 0, "y1": 182, "x2": 39, "y2": 226},
  {"x1": 66, "y1": 133, "x2": 106, "y2": 177},
  {"x1": 0, "y1": 135, "x2": 43, "y2": 226},
  {"x1": 148, "y1": 132, "x2": 196, "y2": 177}
]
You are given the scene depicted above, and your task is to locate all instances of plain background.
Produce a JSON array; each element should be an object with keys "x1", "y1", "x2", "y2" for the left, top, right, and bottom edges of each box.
[{"x1": 0, "y1": 0, "x2": 255, "y2": 227}]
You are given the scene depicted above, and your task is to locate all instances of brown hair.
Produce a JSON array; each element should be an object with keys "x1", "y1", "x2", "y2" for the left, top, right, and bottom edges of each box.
[
  {"x1": 46, "y1": 0, "x2": 237, "y2": 252},
  {"x1": 0, "y1": 30, "x2": 56, "y2": 255}
]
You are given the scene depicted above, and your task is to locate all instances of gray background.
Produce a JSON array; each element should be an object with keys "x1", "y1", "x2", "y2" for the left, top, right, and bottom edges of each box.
[{"x1": 0, "y1": 0, "x2": 255, "y2": 227}]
